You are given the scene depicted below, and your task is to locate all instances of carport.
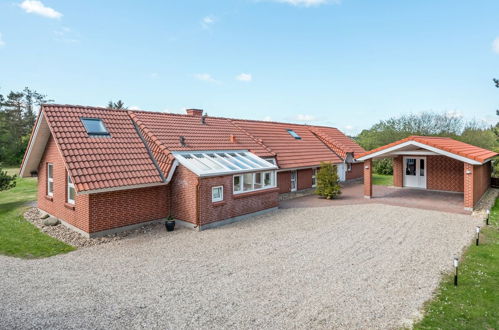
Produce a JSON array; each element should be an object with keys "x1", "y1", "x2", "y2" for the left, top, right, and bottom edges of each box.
[{"x1": 356, "y1": 136, "x2": 497, "y2": 211}]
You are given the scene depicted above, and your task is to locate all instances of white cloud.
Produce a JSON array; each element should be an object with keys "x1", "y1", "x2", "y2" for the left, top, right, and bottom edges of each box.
[
  {"x1": 445, "y1": 110, "x2": 463, "y2": 119},
  {"x1": 0, "y1": 33, "x2": 5, "y2": 47},
  {"x1": 202, "y1": 16, "x2": 216, "y2": 29},
  {"x1": 19, "y1": 0, "x2": 62, "y2": 19},
  {"x1": 492, "y1": 37, "x2": 499, "y2": 54},
  {"x1": 263, "y1": 116, "x2": 273, "y2": 121},
  {"x1": 236, "y1": 73, "x2": 252, "y2": 82},
  {"x1": 345, "y1": 125, "x2": 354, "y2": 130},
  {"x1": 194, "y1": 73, "x2": 219, "y2": 83},
  {"x1": 273, "y1": 0, "x2": 340, "y2": 7},
  {"x1": 294, "y1": 114, "x2": 317, "y2": 121},
  {"x1": 129, "y1": 106, "x2": 141, "y2": 110}
]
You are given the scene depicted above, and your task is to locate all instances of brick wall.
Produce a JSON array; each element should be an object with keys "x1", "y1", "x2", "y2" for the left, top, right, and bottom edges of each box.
[
  {"x1": 346, "y1": 162, "x2": 363, "y2": 180},
  {"x1": 198, "y1": 175, "x2": 279, "y2": 226},
  {"x1": 297, "y1": 168, "x2": 313, "y2": 190},
  {"x1": 363, "y1": 159, "x2": 372, "y2": 197},
  {"x1": 88, "y1": 185, "x2": 169, "y2": 233},
  {"x1": 37, "y1": 136, "x2": 91, "y2": 232},
  {"x1": 464, "y1": 162, "x2": 491, "y2": 209},
  {"x1": 170, "y1": 165, "x2": 199, "y2": 224},
  {"x1": 393, "y1": 156, "x2": 403, "y2": 187},
  {"x1": 427, "y1": 156, "x2": 464, "y2": 192},
  {"x1": 277, "y1": 171, "x2": 291, "y2": 194}
]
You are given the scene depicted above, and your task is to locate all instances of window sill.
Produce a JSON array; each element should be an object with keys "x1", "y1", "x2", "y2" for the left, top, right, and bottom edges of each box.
[
  {"x1": 45, "y1": 195, "x2": 53, "y2": 202},
  {"x1": 64, "y1": 203, "x2": 75, "y2": 211},
  {"x1": 233, "y1": 187, "x2": 279, "y2": 199},
  {"x1": 212, "y1": 201, "x2": 226, "y2": 207}
]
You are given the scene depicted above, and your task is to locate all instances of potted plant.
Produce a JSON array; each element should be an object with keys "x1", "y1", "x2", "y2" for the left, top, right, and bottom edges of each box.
[{"x1": 165, "y1": 215, "x2": 175, "y2": 232}]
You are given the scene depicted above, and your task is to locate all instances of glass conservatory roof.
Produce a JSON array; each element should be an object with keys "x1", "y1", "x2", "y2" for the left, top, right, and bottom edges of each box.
[{"x1": 172, "y1": 150, "x2": 278, "y2": 177}]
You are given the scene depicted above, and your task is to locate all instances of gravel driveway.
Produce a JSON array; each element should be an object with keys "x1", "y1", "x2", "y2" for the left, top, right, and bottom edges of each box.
[{"x1": 0, "y1": 204, "x2": 480, "y2": 329}]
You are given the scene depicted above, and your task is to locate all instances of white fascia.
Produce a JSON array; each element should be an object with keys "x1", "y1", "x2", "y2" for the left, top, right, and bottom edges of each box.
[{"x1": 356, "y1": 140, "x2": 482, "y2": 165}]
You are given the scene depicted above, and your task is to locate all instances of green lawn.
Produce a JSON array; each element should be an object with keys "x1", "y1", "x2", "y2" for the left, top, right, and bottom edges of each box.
[
  {"x1": 0, "y1": 167, "x2": 75, "y2": 258},
  {"x1": 414, "y1": 198, "x2": 499, "y2": 329},
  {"x1": 372, "y1": 173, "x2": 393, "y2": 186}
]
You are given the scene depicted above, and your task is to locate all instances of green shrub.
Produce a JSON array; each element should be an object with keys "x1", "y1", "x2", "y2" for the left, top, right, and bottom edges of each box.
[
  {"x1": 315, "y1": 162, "x2": 341, "y2": 199},
  {"x1": 373, "y1": 158, "x2": 393, "y2": 175},
  {"x1": 0, "y1": 167, "x2": 16, "y2": 191}
]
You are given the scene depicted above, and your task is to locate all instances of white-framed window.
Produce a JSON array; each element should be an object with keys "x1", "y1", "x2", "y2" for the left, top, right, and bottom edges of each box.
[
  {"x1": 312, "y1": 168, "x2": 317, "y2": 188},
  {"x1": 212, "y1": 186, "x2": 224, "y2": 202},
  {"x1": 290, "y1": 170, "x2": 297, "y2": 191},
  {"x1": 67, "y1": 173, "x2": 75, "y2": 204},
  {"x1": 233, "y1": 171, "x2": 275, "y2": 194},
  {"x1": 47, "y1": 163, "x2": 54, "y2": 197}
]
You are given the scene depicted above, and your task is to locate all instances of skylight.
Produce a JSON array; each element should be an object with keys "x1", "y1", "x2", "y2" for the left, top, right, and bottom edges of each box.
[
  {"x1": 173, "y1": 151, "x2": 278, "y2": 177},
  {"x1": 287, "y1": 129, "x2": 301, "y2": 139},
  {"x1": 81, "y1": 118, "x2": 109, "y2": 136}
]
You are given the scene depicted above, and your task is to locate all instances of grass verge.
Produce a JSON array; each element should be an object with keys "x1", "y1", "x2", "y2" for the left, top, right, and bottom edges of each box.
[
  {"x1": 372, "y1": 173, "x2": 393, "y2": 186},
  {"x1": 0, "y1": 168, "x2": 75, "y2": 258},
  {"x1": 414, "y1": 197, "x2": 499, "y2": 329}
]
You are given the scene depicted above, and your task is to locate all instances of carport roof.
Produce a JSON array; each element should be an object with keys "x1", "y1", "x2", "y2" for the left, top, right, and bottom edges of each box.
[{"x1": 356, "y1": 136, "x2": 498, "y2": 164}]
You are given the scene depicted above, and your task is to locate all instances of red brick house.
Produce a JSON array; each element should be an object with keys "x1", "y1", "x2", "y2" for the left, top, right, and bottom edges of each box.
[
  {"x1": 20, "y1": 104, "x2": 364, "y2": 236},
  {"x1": 357, "y1": 136, "x2": 497, "y2": 210}
]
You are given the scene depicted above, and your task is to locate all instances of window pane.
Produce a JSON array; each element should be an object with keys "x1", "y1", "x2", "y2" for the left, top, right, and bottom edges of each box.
[
  {"x1": 264, "y1": 172, "x2": 271, "y2": 186},
  {"x1": 420, "y1": 159, "x2": 425, "y2": 176},
  {"x1": 406, "y1": 159, "x2": 416, "y2": 176},
  {"x1": 68, "y1": 174, "x2": 72, "y2": 184},
  {"x1": 48, "y1": 181, "x2": 54, "y2": 194},
  {"x1": 214, "y1": 154, "x2": 238, "y2": 170},
  {"x1": 243, "y1": 173, "x2": 253, "y2": 191},
  {"x1": 48, "y1": 164, "x2": 53, "y2": 178},
  {"x1": 213, "y1": 187, "x2": 221, "y2": 200},
  {"x1": 81, "y1": 118, "x2": 109, "y2": 135},
  {"x1": 287, "y1": 129, "x2": 301, "y2": 139},
  {"x1": 233, "y1": 176, "x2": 241, "y2": 191},
  {"x1": 239, "y1": 153, "x2": 268, "y2": 167},
  {"x1": 254, "y1": 172, "x2": 262, "y2": 189},
  {"x1": 69, "y1": 187, "x2": 75, "y2": 202}
]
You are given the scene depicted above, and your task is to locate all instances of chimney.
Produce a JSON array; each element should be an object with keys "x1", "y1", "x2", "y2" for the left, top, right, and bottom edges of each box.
[
  {"x1": 230, "y1": 134, "x2": 237, "y2": 143},
  {"x1": 186, "y1": 109, "x2": 203, "y2": 117},
  {"x1": 201, "y1": 113, "x2": 207, "y2": 124}
]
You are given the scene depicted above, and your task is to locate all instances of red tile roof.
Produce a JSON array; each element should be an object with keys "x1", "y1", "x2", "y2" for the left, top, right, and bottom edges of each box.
[
  {"x1": 309, "y1": 126, "x2": 366, "y2": 159},
  {"x1": 42, "y1": 105, "x2": 164, "y2": 192},
  {"x1": 231, "y1": 119, "x2": 343, "y2": 168},
  {"x1": 24, "y1": 104, "x2": 365, "y2": 191},
  {"x1": 357, "y1": 136, "x2": 498, "y2": 164}
]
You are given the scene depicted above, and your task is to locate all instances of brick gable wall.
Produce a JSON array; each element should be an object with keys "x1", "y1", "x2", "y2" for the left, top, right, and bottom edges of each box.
[
  {"x1": 170, "y1": 165, "x2": 199, "y2": 224},
  {"x1": 463, "y1": 162, "x2": 491, "y2": 209}
]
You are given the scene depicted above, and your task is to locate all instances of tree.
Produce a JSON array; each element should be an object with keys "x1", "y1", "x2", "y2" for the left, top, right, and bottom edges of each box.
[
  {"x1": 107, "y1": 100, "x2": 127, "y2": 109},
  {"x1": 0, "y1": 167, "x2": 16, "y2": 191},
  {"x1": 0, "y1": 87, "x2": 52, "y2": 165},
  {"x1": 315, "y1": 162, "x2": 341, "y2": 199}
]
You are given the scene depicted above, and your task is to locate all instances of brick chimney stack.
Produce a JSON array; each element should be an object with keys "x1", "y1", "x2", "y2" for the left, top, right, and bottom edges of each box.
[{"x1": 186, "y1": 109, "x2": 203, "y2": 117}]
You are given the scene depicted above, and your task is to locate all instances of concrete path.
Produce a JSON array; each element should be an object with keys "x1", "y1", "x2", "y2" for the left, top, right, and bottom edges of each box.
[{"x1": 280, "y1": 182, "x2": 468, "y2": 215}]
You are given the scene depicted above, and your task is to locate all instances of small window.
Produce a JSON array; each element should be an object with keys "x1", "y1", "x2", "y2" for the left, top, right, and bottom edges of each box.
[
  {"x1": 254, "y1": 172, "x2": 263, "y2": 189},
  {"x1": 67, "y1": 173, "x2": 75, "y2": 204},
  {"x1": 312, "y1": 168, "x2": 317, "y2": 188},
  {"x1": 287, "y1": 129, "x2": 301, "y2": 140},
  {"x1": 233, "y1": 175, "x2": 242, "y2": 192},
  {"x1": 290, "y1": 170, "x2": 297, "y2": 191},
  {"x1": 243, "y1": 173, "x2": 253, "y2": 191},
  {"x1": 212, "y1": 186, "x2": 223, "y2": 202},
  {"x1": 47, "y1": 163, "x2": 54, "y2": 196},
  {"x1": 81, "y1": 118, "x2": 109, "y2": 136},
  {"x1": 264, "y1": 172, "x2": 273, "y2": 187}
]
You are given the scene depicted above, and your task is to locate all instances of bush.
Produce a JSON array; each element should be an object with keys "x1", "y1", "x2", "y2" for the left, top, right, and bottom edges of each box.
[
  {"x1": 0, "y1": 167, "x2": 16, "y2": 191},
  {"x1": 373, "y1": 158, "x2": 393, "y2": 175},
  {"x1": 315, "y1": 162, "x2": 341, "y2": 199}
]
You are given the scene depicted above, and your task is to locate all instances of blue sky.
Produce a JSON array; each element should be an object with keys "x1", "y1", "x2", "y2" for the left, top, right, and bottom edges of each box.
[{"x1": 0, "y1": 0, "x2": 498, "y2": 134}]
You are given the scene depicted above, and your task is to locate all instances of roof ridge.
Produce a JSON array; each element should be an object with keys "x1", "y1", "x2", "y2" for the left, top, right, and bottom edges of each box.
[
  {"x1": 128, "y1": 112, "x2": 171, "y2": 154},
  {"x1": 226, "y1": 119, "x2": 276, "y2": 156}
]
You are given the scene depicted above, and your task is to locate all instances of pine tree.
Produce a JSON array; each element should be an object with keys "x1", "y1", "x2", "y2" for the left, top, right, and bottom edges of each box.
[{"x1": 315, "y1": 162, "x2": 341, "y2": 199}]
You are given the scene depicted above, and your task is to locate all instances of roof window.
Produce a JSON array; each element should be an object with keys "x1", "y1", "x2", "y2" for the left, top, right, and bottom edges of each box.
[
  {"x1": 81, "y1": 118, "x2": 109, "y2": 136},
  {"x1": 287, "y1": 129, "x2": 301, "y2": 139}
]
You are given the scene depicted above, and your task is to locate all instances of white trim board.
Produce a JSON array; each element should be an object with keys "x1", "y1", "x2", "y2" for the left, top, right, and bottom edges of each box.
[{"x1": 356, "y1": 140, "x2": 482, "y2": 165}]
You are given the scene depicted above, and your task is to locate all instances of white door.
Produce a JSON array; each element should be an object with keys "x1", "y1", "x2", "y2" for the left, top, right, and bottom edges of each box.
[
  {"x1": 290, "y1": 170, "x2": 297, "y2": 191},
  {"x1": 403, "y1": 157, "x2": 426, "y2": 188}
]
